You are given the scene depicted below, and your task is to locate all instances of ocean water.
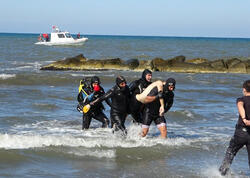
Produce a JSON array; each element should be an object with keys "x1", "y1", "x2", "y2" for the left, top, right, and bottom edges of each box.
[{"x1": 1, "y1": 33, "x2": 250, "y2": 178}]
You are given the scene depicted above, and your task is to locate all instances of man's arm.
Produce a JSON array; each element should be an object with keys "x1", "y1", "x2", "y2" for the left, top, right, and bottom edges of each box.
[
  {"x1": 90, "y1": 88, "x2": 114, "y2": 106},
  {"x1": 165, "y1": 99, "x2": 173, "y2": 113},
  {"x1": 237, "y1": 101, "x2": 250, "y2": 126},
  {"x1": 105, "y1": 98, "x2": 112, "y2": 107}
]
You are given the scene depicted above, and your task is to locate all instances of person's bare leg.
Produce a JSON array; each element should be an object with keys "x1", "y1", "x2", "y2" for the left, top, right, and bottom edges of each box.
[
  {"x1": 157, "y1": 123, "x2": 167, "y2": 138},
  {"x1": 141, "y1": 126, "x2": 149, "y2": 137}
]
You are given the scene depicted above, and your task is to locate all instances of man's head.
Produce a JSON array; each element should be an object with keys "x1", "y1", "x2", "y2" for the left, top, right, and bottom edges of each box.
[
  {"x1": 243, "y1": 80, "x2": 250, "y2": 95},
  {"x1": 142, "y1": 69, "x2": 152, "y2": 83},
  {"x1": 165, "y1": 78, "x2": 176, "y2": 91},
  {"x1": 91, "y1": 76, "x2": 100, "y2": 87},
  {"x1": 116, "y1": 76, "x2": 127, "y2": 88}
]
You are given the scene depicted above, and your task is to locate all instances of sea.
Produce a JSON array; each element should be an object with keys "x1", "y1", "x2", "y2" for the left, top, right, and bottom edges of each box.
[{"x1": 0, "y1": 33, "x2": 250, "y2": 178}]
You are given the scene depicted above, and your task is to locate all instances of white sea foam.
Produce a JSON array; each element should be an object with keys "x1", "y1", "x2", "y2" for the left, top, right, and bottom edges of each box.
[
  {"x1": 201, "y1": 165, "x2": 242, "y2": 178},
  {"x1": 1, "y1": 120, "x2": 199, "y2": 151},
  {"x1": 71, "y1": 73, "x2": 115, "y2": 77},
  {"x1": 0, "y1": 73, "x2": 16, "y2": 79},
  {"x1": 67, "y1": 148, "x2": 116, "y2": 158},
  {"x1": 0, "y1": 132, "x2": 195, "y2": 150}
]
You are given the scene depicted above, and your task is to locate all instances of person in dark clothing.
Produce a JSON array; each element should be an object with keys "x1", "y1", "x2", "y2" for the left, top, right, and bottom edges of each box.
[
  {"x1": 89, "y1": 76, "x2": 130, "y2": 135},
  {"x1": 141, "y1": 78, "x2": 176, "y2": 139},
  {"x1": 129, "y1": 69, "x2": 152, "y2": 123},
  {"x1": 45, "y1": 34, "x2": 49, "y2": 42},
  {"x1": 81, "y1": 76, "x2": 111, "y2": 130},
  {"x1": 219, "y1": 80, "x2": 250, "y2": 176},
  {"x1": 77, "y1": 32, "x2": 80, "y2": 39}
]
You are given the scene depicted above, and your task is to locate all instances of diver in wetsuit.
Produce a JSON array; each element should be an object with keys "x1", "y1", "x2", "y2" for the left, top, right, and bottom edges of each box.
[
  {"x1": 81, "y1": 76, "x2": 111, "y2": 129},
  {"x1": 129, "y1": 69, "x2": 152, "y2": 123},
  {"x1": 141, "y1": 78, "x2": 176, "y2": 138},
  {"x1": 219, "y1": 80, "x2": 250, "y2": 176},
  {"x1": 90, "y1": 76, "x2": 130, "y2": 135}
]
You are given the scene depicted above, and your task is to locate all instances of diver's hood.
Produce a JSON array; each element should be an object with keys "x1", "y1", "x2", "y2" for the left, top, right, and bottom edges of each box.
[
  {"x1": 116, "y1": 76, "x2": 126, "y2": 87},
  {"x1": 141, "y1": 69, "x2": 152, "y2": 83},
  {"x1": 91, "y1": 76, "x2": 100, "y2": 84},
  {"x1": 164, "y1": 78, "x2": 176, "y2": 91}
]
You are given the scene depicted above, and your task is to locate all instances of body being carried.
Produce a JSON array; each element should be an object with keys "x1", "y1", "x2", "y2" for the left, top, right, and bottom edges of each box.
[{"x1": 135, "y1": 80, "x2": 165, "y2": 116}]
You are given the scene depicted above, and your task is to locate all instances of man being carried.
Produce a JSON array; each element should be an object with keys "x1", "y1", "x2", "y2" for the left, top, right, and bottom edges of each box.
[{"x1": 140, "y1": 78, "x2": 176, "y2": 139}]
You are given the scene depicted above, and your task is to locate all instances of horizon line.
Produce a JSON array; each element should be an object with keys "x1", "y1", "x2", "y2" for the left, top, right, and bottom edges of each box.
[{"x1": 0, "y1": 31, "x2": 250, "y2": 40}]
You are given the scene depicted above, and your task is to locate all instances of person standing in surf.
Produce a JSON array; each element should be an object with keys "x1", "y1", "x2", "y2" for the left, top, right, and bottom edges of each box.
[
  {"x1": 81, "y1": 76, "x2": 111, "y2": 130},
  {"x1": 129, "y1": 69, "x2": 152, "y2": 123},
  {"x1": 140, "y1": 78, "x2": 176, "y2": 139},
  {"x1": 88, "y1": 76, "x2": 130, "y2": 135},
  {"x1": 219, "y1": 80, "x2": 250, "y2": 176}
]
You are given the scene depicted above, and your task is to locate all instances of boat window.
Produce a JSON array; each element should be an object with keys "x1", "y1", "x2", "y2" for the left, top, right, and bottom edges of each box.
[
  {"x1": 65, "y1": 33, "x2": 72, "y2": 38},
  {"x1": 58, "y1": 34, "x2": 65, "y2": 38}
]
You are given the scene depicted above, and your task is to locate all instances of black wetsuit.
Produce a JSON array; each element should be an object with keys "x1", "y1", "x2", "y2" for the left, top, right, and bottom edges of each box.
[
  {"x1": 129, "y1": 79, "x2": 151, "y2": 123},
  {"x1": 129, "y1": 75, "x2": 151, "y2": 123},
  {"x1": 91, "y1": 85, "x2": 130, "y2": 133},
  {"x1": 142, "y1": 87, "x2": 174, "y2": 126},
  {"x1": 82, "y1": 86, "x2": 111, "y2": 129},
  {"x1": 219, "y1": 96, "x2": 250, "y2": 175}
]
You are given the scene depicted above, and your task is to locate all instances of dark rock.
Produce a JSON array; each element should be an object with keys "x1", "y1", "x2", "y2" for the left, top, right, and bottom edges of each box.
[
  {"x1": 228, "y1": 62, "x2": 247, "y2": 73},
  {"x1": 210, "y1": 59, "x2": 226, "y2": 71},
  {"x1": 101, "y1": 58, "x2": 123, "y2": 65},
  {"x1": 186, "y1": 58, "x2": 208, "y2": 64},
  {"x1": 136, "y1": 60, "x2": 153, "y2": 71},
  {"x1": 226, "y1": 58, "x2": 242, "y2": 68},
  {"x1": 124, "y1": 59, "x2": 140, "y2": 69},
  {"x1": 169, "y1": 55, "x2": 186, "y2": 63},
  {"x1": 151, "y1": 58, "x2": 168, "y2": 71}
]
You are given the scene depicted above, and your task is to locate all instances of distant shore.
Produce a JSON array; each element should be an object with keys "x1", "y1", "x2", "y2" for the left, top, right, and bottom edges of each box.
[{"x1": 40, "y1": 54, "x2": 250, "y2": 74}]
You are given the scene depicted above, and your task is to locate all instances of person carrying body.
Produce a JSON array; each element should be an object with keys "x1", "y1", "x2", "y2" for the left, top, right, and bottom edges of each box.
[
  {"x1": 141, "y1": 78, "x2": 176, "y2": 139},
  {"x1": 129, "y1": 69, "x2": 152, "y2": 123},
  {"x1": 77, "y1": 76, "x2": 110, "y2": 130},
  {"x1": 219, "y1": 80, "x2": 250, "y2": 176},
  {"x1": 88, "y1": 76, "x2": 130, "y2": 135}
]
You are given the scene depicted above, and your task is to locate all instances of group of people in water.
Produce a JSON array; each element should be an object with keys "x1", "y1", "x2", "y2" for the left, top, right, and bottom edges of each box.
[
  {"x1": 77, "y1": 69, "x2": 175, "y2": 138},
  {"x1": 76, "y1": 69, "x2": 250, "y2": 176}
]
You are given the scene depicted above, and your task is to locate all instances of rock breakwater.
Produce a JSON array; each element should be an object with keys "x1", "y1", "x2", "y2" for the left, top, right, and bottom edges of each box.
[{"x1": 40, "y1": 54, "x2": 250, "y2": 74}]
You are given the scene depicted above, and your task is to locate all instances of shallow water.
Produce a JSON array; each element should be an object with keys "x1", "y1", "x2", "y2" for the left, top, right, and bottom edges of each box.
[{"x1": 1, "y1": 33, "x2": 250, "y2": 177}]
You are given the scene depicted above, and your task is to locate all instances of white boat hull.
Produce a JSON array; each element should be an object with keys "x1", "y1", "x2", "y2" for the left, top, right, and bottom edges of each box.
[{"x1": 35, "y1": 37, "x2": 88, "y2": 46}]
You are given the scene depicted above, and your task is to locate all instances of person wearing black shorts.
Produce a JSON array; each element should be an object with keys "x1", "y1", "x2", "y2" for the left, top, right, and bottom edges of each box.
[{"x1": 141, "y1": 78, "x2": 175, "y2": 138}]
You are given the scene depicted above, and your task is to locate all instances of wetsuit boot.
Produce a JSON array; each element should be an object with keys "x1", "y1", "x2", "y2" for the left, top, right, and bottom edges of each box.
[
  {"x1": 219, "y1": 149, "x2": 234, "y2": 176},
  {"x1": 219, "y1": 135, "x2": 243, "y2": 176},
  {"x1": 82, "y1": 114, "x2": 92, "y2": 130},
  {"x1": 102, "y1": 118, "x2": 109, "y2": 128}
]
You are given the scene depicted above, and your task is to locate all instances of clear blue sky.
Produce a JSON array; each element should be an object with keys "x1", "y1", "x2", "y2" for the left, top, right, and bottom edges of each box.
[{"x1": 1, "y1": 0, "x2": 250, "y2": 38}]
